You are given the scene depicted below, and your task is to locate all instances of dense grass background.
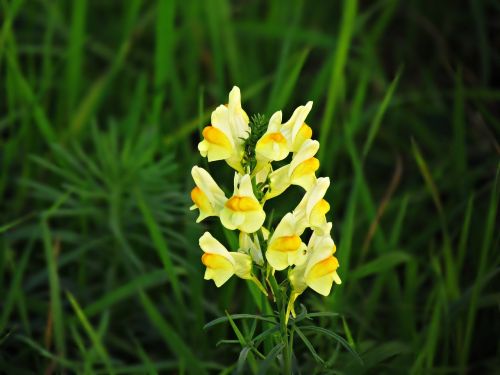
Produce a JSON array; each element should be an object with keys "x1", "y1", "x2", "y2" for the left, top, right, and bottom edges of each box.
[{"x1": 1, "y1": 0, "x2": 499, "y2": 373}]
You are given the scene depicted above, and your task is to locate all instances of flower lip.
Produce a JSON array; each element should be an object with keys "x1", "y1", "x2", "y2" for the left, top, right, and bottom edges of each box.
[
  {"x1": 261, "y1": 132, "x2": 286, "y2": 143},
  {"x1": 225, "y1": 196, "x2": 261, "y2": 212},
  {"x1": 308, "y1": 256, "x2": 339, "y2": 279},
  {"x1": 201, "y1": 253, "x2": 233, "y2": 269},
  {"x1": 190, "y1": 187, "x2": 211, "y2": 210},
  {"x1": 270, "y1": 235, "x2": 302, "y2": 252},
  {"x1": 292, "y1": 157, "x2": 320, "y2": 178},
  {"x1": 202, "y1": 126, "x2": 233, "y2": 148}
]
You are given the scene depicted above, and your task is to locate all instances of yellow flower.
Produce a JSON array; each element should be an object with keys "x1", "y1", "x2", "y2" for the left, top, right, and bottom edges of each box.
[
  {"x1": 198, "y1": 86, "x2": 249, "y2": 173},
  {"x1": 190, "y1": 166, "x2": 227, "y2": 222},
  {"x1": 281, "y1": 101, "x2": 313, "y2": 152},
  {"x1": 293, "y1": 177, "x2": 331, "y2": 232},
  {"x1": 199, "y1": 232, "x2": 253, "y2": 287},
  {"x1": 286, "y1": 224, "x2": 340, "y2": 319},
  {"x1": 220, "y1": 173, "x2": 266, "y2": 233},
  {"x1": 266, "y1": 139, "x2": 320, "y2": 199},
  {"x1": 255, "y1": 111, "x2": 289, "y2": 166},
  {"x1": 289, "y1": 223, "x2": 340, "y2": 292},
  {"x1": 266, "y1": 213, "x2": 307, "y2": 270},
  {"x1": 239, "y1": 232, "x2": 264, "y2": 266}
]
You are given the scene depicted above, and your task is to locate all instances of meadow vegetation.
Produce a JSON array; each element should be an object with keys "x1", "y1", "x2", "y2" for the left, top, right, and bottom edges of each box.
[{"x1": 1, "y1": 0, "x2": 499, "y2": 373}]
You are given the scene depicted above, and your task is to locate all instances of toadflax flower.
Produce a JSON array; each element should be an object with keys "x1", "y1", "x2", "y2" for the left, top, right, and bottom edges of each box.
[
  {"x1": 255, "y1": 111, "x2": 289, "y2": 167},
  {"x1": 190, "y1": 166, "x2": 227, "y2": 222},
  {"x1": 293, "y1": 177, "x2": 331, "y2": 233},
  {"x1": 287, "y1": 222, "x2": 341, "y2": 318},
  {"x1": 199, "y1": 232, "x2": 253, "y2": 287},
  {"x1": 239, "y1": 232, "x2": 264, "y2": 266},
  {"x1": 266, "y1": 212, "x2": 307, "y2": 270},
  {"x1": 198, "y1": 87, "x2": 249, "y2": 173},
  {"x1": 220, "y1": 173, "x2": 266, "y2": 233},
  {"x1": 266, "y1": 139, "x2": 320, "y2": 199},
  {"x1": 280, "y1": 101, "x2": 313, "y2": 152}
]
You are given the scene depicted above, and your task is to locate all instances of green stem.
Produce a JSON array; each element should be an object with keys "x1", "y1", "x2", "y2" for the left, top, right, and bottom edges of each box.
[{"x1": 251, "y1": 275, "x2": 268, "y2": 296}]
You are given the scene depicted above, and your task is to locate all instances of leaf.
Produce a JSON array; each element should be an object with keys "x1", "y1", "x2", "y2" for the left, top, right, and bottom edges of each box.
[
  {"x1": 350, "y1": 252, "x2": 412, "y2": 280},
  {"x1": 67, "y1": 292, "x2": 115, "y2": 375},
  {"x1": 362, "y1": 66, "x2": 403, "y2": 157},
  {"x1": 236, "y1": 346, "x2": 252, "y2": 375},
  {"x1": 257, "y1": 342, "x2": 285, "y2": 375},
  {"x1": 204, "y1": 314, "x2": 277, "y2": 330},
  {"x1": 294, "y1": 326, "x2": 324, "y2": 364},
  {"x1": 139, "y1": 291, "x2": 207, "y2": 375},
  {"x1": 300, "y1": 326, "x2": 363, "y2": 364}
]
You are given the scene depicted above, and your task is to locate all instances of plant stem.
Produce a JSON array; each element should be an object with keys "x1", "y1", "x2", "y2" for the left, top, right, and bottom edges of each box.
[{"x1": 283, "y1": 325, "x2": 294, "y2": 374}]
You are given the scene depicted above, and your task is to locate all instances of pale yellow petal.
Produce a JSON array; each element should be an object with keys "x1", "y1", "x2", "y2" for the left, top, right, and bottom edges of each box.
[
  {"x1": 266, "y1": 165, "x2": 291, "y2": 199},
  {"x1": 229, "y1": 252, "x2": 253, "y2": 279},
  {"x1": 240, "y1": 210, "x2": 266, "y2": 233},
  {"x1": 306, "y1": 271, "x2": 335, "y2": 296},
  {"x1": 199, "y1": 232, "x2": 233, "y2": 260},
  {"x1": 204, "y1": 265, "x2": 234, "y2": 287},
  {"x1": 266, "y1": 250, "x2": 290, "y2": 271},
  {"x1": 305, "y1": 256, "x2": 339, "y2": 296}
]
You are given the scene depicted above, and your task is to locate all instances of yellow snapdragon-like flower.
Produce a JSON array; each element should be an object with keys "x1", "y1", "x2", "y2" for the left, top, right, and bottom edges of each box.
[
  {"x1": 220, "y1": 173, "x2": 265, "y2": 233},
  {"x1": 199, "y1": 232, "x2": 253, "y2": 287},
  {"x1": 190, "y1": 166, "x2": 227, "y2": 222},
  {"x1": 266, "y1": 139, "x2": 320, "y2": 199},
  {"x1": 239, "y1": 232, "x2": 264, "y2": 266},
  {"x1": 266, "y1": 212, "x2": 307, "y2": 270},
  {"x1": 198, "y1": 86, "x2": 249, "y2": 173},
  {"x1": 286, "y1": 223, "x2": 341, "y2": 317},
  {"x1": 255, "y1": 111, "x2": 289, "y2": 166},
  {"x1": 293, "y1": 177, "x2": 331, "y2": 233},
  {"x1": 281, "y1": 101, "x2": 313, "y2": 152}
]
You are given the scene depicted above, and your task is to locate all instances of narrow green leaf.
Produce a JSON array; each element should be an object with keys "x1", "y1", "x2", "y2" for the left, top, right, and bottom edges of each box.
[
  {"x1": 204, "y1": 314, "x2": 276, "y2": 330},
  {"x1": 362, "y1": 66, "x2": 402, "y2": 157},
  {"x1": 300, "y1": 326, "x2": 363, "y2": 364},
  {"x1": 134, "y1": 188, "x2": 183, "y2": 306},
  {"x1": 294, "y1": 326, "x2": 324, "y2": 364},
  {"x1": 350, "y1": 251, "x2": 412, "y2": 280},
  {"x1": 139, "y1": 291, "x2": 207, "y2": 375},
  {"x1": 67, "y1": 292, "x2": 115, "y2": 375},
  {"x1": 257, "y1": 342, "x2": 285, "y2": 375}
]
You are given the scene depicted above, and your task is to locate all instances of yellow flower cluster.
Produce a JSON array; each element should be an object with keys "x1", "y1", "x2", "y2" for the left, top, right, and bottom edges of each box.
[{"x1": 191, "y1": 86, "x2": 341, "y2": 314}]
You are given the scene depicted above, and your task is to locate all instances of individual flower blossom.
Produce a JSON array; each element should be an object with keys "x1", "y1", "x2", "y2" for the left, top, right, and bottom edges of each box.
[
  {"x1": 281, "y1": 101, "x2": 313, "y2": 152},
  {"x1": 220, "y1": 173, "x2": 266, "y2": 233},
  {"x1": 199, "y1": 232, "x2": 253, "y2": 287},
  {"x1": 198, "y1": 86, "x2": 249, "y2": 173},
  {"x1": 255, "y1": 111, "x2": 289, "y2": 166},
  {"x1": 266, "y1": 212, "x2": 307, "y2": 270},
  {"x1": 286, "y1": 223, "x2": 341, "y2": 319},
  {"x1": 266, "y1": 139, "x2": 320, "y2": 199},
  {"x1": 190, "y1": 166, "x2": 227, "y2": 222},
  {"x1": 293, "y1": 177, "x2": 331, "y2": 233},
  {"x1": 239, "y1": 232, "x2": 264, "y2": 266}
]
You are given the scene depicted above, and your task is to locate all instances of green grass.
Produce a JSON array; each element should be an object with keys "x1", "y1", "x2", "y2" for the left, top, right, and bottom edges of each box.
[{"x1": 1, "y1": 0, "x2": 499, "y2": 373}]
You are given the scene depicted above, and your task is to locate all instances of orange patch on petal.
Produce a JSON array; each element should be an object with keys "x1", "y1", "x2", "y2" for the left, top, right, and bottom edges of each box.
[
  {"x1": 202, "y1": 126, "x2": 232, "y2": 148},
  {"x1": 314, "y1": 199, "x2": 330, "y2": 215},
  {"x1": 309, "y1": 256, "x2": 339, "y2": 279},
  {"x1": 271, "y1": 235, "x2": 302, "y2": 252},
  {"x1": 298, "y1": 123, "x2": 312, "y2": 139},
  {"x1": 191, "y1": 187, "x2": 211, "y2": 212},
  {"x1": 226, "y1": 196, "x2": 261, "y2": 212},
  {"x1": 260, "y1": 132, "x2": 286, "y2": 144},
  {"x1": 201, "y1": 253, "x2": 232, "y2": 269},
  {"x1": 293, "y1": 157, "x2": 320, "y2": 177}
]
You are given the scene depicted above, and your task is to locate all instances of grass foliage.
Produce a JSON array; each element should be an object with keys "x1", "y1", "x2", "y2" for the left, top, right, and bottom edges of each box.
[{"x1": 1, "y1": 0, "x2": 499, "y2": 373}]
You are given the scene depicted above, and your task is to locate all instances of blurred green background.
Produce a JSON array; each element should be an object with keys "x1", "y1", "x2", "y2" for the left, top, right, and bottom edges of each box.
[{"x1": 1, "y1": 0, "x2": 499, "y2": 373}]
